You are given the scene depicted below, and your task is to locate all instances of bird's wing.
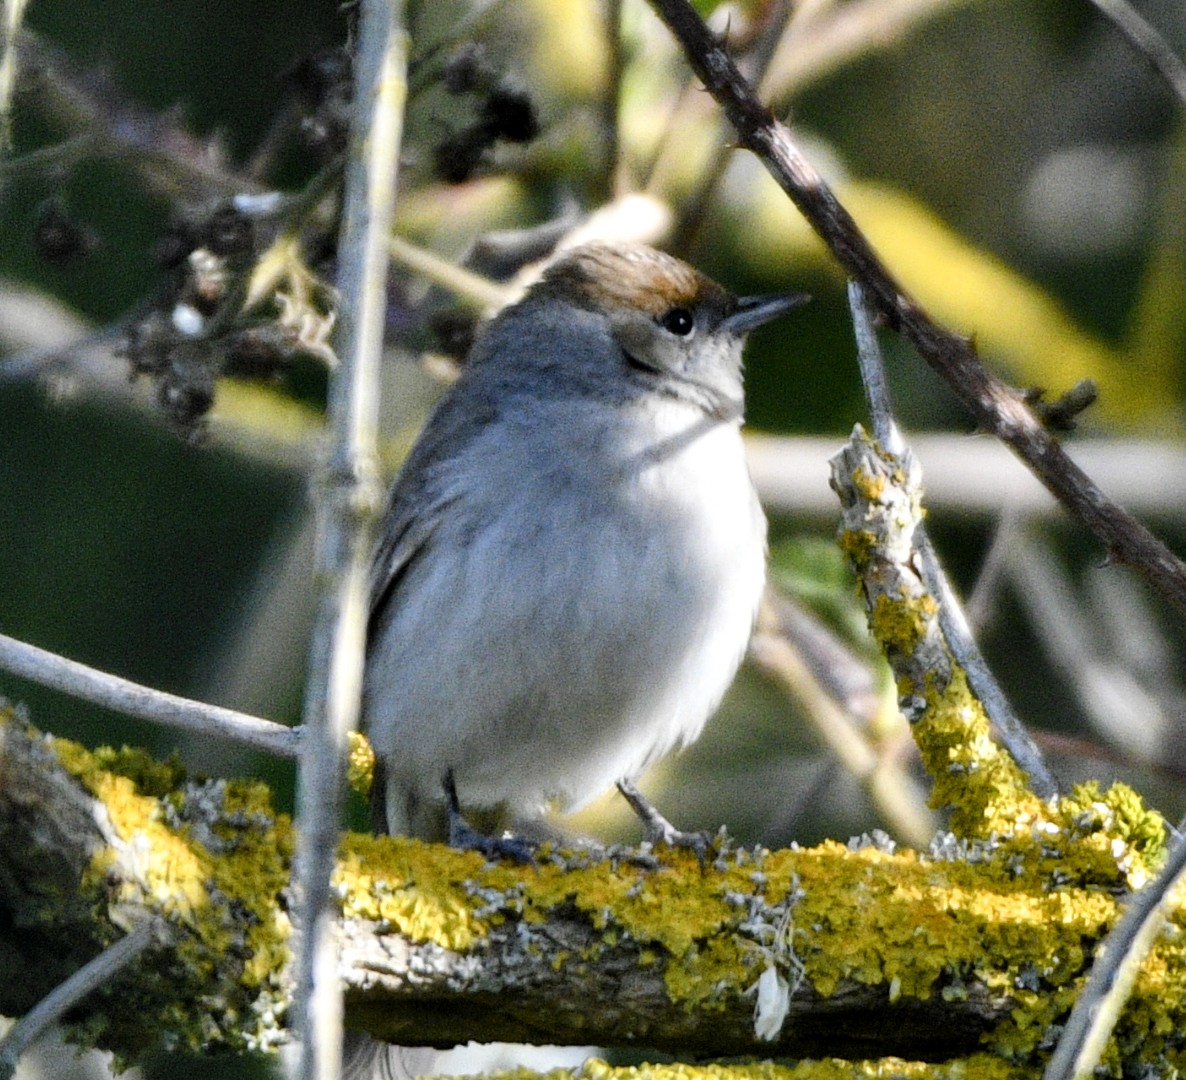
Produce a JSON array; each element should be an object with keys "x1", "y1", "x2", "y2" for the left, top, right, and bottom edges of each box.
[{"x1": 366, "y1": 386, "x2": 497, "y2": 641}]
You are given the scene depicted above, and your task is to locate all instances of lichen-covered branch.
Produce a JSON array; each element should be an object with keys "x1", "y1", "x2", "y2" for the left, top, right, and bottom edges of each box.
[
  {"x1": 0, "y1": 708, "x2": 1180, "y2": 1078},
  {"x1": 827, "y1": 428, "x2": 1167, "y2": 864},
  {"x1": 0, "y1": 710, "x2": 292, "y2": 1067},
  {"x1": 830, "y1": 427, "x2": 1052, "y2": 839},
  {"x1": 845, "y1": 281, "x2": 1056, "y2": 801}
]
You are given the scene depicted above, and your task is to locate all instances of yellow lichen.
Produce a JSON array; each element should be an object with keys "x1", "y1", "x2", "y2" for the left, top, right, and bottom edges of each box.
[
  {"x1": 46, "y1": 732, "x2": 293, "y2": 1058},
  {"x1": 868, "y1": 592, "x2": 937, "y2": 659},
  {"x1": 347, "y1": 731, "x2": 375, "y2": 796},
  {"x1": 484, "y1": 1054, "x2": 1033, "y2": 1080},
  {"x1": 836, "y1": 527, "x2": 877, "y2": 568},
  {"x1": 1056, "y1": 780, "x2": 1166, "y2": 883},
  {"x1": 337, "y1": 833, "x2": 495, "y2": 952},
  {"x1": 17, "y1": 712, "x2": 1185, "y2": 1075},
  {"x1": 86, "y1": 743, "x2": 189, "y2": 797},
  {"x1": 852, "y1": 465, "x2": 888, "y2": 503},
  {"x1": 911, "y1": 667, "x2": 1044, "y2": 840},
  {"x1": 54, "y1": 737, "x2": 212, "y2": 922},
  {"x1": 329, "y1": 790, "x2": 1182, "y2": 1070}
]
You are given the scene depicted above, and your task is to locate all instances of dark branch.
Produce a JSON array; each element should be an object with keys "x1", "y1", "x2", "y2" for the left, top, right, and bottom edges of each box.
[
  {"x1": 645, "y1": 0, "x2": 1186, "y2": 617},
  {"x1": 341, "y1": 913, "x2": 1005, "y2": 1060}
]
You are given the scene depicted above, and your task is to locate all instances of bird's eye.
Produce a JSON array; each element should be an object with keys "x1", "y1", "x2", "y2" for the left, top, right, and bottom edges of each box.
[{"x1": 659, "y1": 307, "x2": 695, "y2": 336}]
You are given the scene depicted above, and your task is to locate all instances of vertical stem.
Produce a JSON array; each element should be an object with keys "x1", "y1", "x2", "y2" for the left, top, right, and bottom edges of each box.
[
  {"x1": 600, "y1": 0, "x2": 623, "y2": 198},
  {"x1": 291, "y1": 2, "x2": 406, "y2": 1078},
  {"x1": 847, "y1": 282, "x2": 1057, "y2": 799},
  {"x1": 0, "y1": 0, "x2": 29, "y2": 151}
]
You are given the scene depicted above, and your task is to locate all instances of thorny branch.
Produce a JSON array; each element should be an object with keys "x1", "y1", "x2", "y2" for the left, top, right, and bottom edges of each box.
[{"x1": 645, "y1": 0, "x2": 1186, "y2": 618}]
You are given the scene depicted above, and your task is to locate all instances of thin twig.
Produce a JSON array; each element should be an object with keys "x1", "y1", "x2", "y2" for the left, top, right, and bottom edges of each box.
[
  {"x1": 0, "y1": 631, "x2": 298, "y2": 758},
  {"x1": 645, "y1": 0, "x2": 1186, "y2": 618},
  {"x1": 0, "y1": 0, "x2": 29, "y2": 152},
  {"x1": 388, "y1": 234, "x2": 510, "y2": 310},
  {"x1": 847, "y1": 281, "x2": 1057, "y2": 798},
  {"x1": 0, "y1": 919, "x2": 159, "y2": 1080},
  {"x1": 1084, "y1": 0, "x2": 1186, "y2": 111},
  {"x1": 749, "y1": 604, "x2": 936, "y2": 847},
  {"x1": 290, "y1": 1, "x2": 406, "y2": 1078},
  {"x1": 1043, "y1": 822, "x2": 1186, "y2": 1080},
  {"x1": 600, "y1": 0, "x2": 623, "y2": 199}
]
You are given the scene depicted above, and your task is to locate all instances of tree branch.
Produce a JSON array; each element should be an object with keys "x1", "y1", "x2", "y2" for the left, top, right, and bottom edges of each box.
[
  {"x1": 1, "y1": 710, "x2": 1179, "y2": 1076},
  {"x1": 644, "y1": 0, "x2": 1186, "y2": 618},
  {"x1": 0, "y1": 919, "x2": 158, "y2": 1080},
  {"x1": 0, "y1": 631, "x2": 298, "y2": 758},
  {"x1": 1044, "y1": 824, "x2": 1186, "y2": 1080},
  {"x1": 291, "y1": 1, "x2": 406, "y2": 1077},
  {"x1": 846, "y1": 281, "x2": 1056, "y2": 799}
]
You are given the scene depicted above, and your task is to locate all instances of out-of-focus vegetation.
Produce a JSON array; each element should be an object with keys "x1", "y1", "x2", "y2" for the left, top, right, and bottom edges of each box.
[{"x1": 2, "y1": 4, "x2": 1186, "y2": 1071}]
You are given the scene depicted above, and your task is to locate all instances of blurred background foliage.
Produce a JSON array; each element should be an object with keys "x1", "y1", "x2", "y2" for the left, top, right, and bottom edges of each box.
[{"x1": 2, "y1": 0, "x2": 1186, "y2": 1071}]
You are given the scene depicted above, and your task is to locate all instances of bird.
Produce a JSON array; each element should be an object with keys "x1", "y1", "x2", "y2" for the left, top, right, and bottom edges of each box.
[{"x1": 363, "y1": 241, "x2": 804, "y2": 848}]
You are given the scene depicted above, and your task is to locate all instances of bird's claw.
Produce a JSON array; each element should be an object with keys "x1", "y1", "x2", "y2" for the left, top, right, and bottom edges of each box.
[
  {"x1": 616, "y1": 778, "x2": 716, "y2": 866},
  {"x1": 444, "y1": 769, "x2": 536, "y2": 865}
]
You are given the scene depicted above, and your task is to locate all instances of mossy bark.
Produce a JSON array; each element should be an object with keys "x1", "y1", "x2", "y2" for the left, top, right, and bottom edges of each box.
[{"x1": 1, "y1": 710, "x2": 1183, "y2": 1077}]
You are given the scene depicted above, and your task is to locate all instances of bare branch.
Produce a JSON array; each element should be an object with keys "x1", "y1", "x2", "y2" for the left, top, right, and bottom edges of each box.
[
  {"x1": 387, "y1": 234, "x2": 511, "y2": 310},
  {"x1": 644, "y1": 0, "x2": 1186, "y2": 617},
  {"x1": 290, "y1": 1, "x2": 406, "y2": 1077},
  {"x1": 0, "y1": 631, "x2": 299, "y2": 758},
  {"x1": 0, "y1": 920, "x2": 159, "y2": 1080}
]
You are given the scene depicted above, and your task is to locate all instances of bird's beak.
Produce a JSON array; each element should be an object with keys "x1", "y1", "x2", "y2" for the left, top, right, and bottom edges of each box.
[{"x1": 723, "y1": 292, "x2": 810, "y2": 334}]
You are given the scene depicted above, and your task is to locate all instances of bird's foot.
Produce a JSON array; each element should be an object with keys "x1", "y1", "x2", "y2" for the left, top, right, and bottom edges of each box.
[
  {"x1": 616, "y1": 778, "x2": 714, "y2": 865},
  {"x1": 444, "y1": 770, "x2": 536, "y2": 864}
]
